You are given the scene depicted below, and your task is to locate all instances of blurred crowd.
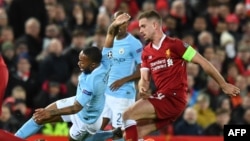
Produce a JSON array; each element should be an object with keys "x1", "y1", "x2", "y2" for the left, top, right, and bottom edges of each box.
[{"x1": 0, "y1": 0, "x2": 250, "y2": 137}]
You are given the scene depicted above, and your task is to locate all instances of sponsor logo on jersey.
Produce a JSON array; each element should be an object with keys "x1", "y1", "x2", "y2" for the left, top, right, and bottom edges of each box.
[{"x1": 113, "y1": 58, "x2": 125, "y2": 63}]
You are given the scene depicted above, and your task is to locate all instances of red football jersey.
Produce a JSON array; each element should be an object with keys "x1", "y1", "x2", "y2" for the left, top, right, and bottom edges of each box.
[{"x1": 141, "y1": 36, "x2": 189, "y2": 95}]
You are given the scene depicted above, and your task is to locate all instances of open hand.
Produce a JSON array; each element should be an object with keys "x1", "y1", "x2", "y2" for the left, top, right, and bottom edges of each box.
[
  {"x1": 110, "y1": 79, "x2": 126, "y2": 91},
  {"x1": 139, "y1": 87, "x2": 151, "y2": 99},
  {"x1": 112, "y1": 13, "x2": 131, "y2": 27},
  {"x1": 221, "y1": 83, "x2": 240, "y2": 97}
]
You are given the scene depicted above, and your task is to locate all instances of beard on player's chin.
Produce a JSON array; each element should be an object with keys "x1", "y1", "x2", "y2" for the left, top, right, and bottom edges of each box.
[
  {"x1": 83, "y1": 69, "x2": 92, "y2": 74},
  {"x1": 144, "y1": 38, "x2": 152, "y2": 43}
]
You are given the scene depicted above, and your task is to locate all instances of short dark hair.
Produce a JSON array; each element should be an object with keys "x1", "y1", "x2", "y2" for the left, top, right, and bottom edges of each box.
[
  {"x1": 83, "y1": 47, "x2": 102, "y2": 63},
  {"x1": 138, "y1": 10, "x2": 162, "y2": 24}
]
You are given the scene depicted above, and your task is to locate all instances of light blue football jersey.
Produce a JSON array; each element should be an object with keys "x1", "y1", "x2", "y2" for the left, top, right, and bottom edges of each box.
[
  {"x1": 106, "y1": 33, "x2": 143, "y2": 99},
  {"x1": 75, "y1": 52, "x2": 109, "y2": 124}
]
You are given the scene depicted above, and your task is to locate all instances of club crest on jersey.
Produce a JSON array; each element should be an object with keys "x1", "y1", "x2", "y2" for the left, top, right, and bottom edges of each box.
[
  {"x1": 82, "y1": 89, "x2": 92, "y2": 96},
  {"x1": 119, "y1": 48, "x2": 125, "y2": 54},
  {"x1": 166, "y1": 49, "x2": 171, "y2": 58}
]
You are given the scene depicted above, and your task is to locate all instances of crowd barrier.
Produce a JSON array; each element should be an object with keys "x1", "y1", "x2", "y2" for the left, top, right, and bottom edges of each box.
[{"x1": 26, "y1": 134, "x2": 224, "y2": 141}]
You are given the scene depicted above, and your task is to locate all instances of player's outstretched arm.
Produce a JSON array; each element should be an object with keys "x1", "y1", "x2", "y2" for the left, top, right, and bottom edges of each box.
[
  {"x1": 33, "y1": 101, "x2": 83, "y2": 121},
  {"x1": 191, "y1": 52, "x2": 240, "y2": 97}
]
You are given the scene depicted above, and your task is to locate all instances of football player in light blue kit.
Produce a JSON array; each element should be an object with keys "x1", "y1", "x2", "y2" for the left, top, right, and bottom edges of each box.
[
  {"x1": 15, "y1": 47, "x2": 110, "y2": 141},
  {"x1": 86, "y1": 11, "x2": 143, "y2": 141}
]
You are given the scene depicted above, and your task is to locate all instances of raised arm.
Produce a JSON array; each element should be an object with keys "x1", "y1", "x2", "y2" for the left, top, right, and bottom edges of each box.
[{"x1": 104, "y1": 13, "x2": 131, "y2": 48}]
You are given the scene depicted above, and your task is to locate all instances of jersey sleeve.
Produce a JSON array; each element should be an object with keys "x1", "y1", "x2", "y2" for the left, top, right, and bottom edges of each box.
[
  {"x1": 174, "y1": 39, "x2": 196, "y2": 62},
  {"x1": 130, "y1": 40, "x2": 143, "y2": 64},
  {"x1": 141, "y1": 48, "x2": 150, "y2": 69},
  {"x1": 75, "y1": 76, "x2": 94, "y2": 107}
]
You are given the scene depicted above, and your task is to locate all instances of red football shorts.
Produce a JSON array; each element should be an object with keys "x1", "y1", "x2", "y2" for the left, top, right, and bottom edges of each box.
[
  {"x1": 148, "y1": 90, "x2": 187, "y2": 129},
  {"x1": 0, "y1": 66, "x2": 8, "y2": 115}
]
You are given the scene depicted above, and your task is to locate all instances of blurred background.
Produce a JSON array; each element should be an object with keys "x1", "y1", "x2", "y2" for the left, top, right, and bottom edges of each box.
[{"x1": 0, "y1": 0, "x2": 250, "y2": 140}]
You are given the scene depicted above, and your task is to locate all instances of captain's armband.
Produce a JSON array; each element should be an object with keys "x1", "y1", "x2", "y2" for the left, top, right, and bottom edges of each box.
[{"x1": 182, "y1": 46, "x2": 196, "y2": 62}]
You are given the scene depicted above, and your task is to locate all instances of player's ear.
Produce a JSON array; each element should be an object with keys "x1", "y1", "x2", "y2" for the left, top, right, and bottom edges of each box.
[
  {"x1": 152, "y1": 21, "x2": 157, "y2": 29},
  {"x1": 91, "y1": 62, "x2": 97, "y2": 68}
]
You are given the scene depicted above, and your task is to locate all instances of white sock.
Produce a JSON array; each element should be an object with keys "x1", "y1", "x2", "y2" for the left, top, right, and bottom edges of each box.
[{"x1": 123, "y1": 119, "x2": 136, "y2": 129}]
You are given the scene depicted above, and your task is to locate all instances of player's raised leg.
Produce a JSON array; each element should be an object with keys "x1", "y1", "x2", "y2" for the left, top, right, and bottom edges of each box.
[{"x1": 123, "y1": 99, "x2": 156, "y2": 141}]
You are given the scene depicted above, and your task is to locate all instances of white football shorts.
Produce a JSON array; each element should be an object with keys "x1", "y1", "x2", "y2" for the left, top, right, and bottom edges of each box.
[{"x1": 101, "y1": 94, "x2": 135, "y2": 128}]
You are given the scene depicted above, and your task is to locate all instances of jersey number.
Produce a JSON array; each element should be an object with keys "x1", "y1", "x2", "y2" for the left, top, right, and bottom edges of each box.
[{"x1": 117, "y1": 113, "x2": 122, "y2": 125}]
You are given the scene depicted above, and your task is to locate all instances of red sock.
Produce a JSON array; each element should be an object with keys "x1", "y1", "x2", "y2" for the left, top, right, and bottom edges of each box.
[{"x1": 124, "y1": 124, "x2": 138, "y2": 141}]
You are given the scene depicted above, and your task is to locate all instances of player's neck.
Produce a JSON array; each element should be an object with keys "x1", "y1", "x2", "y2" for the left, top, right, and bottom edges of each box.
[
  {"x1": 152, "y1": 31, "x2": 165, "y2": 46},
  {"x1": 92, "y1": 63, "x2": 101, "y2": 71},
  {"x1": 116, "y1": 32, "x2": 128, "y2": 40}
]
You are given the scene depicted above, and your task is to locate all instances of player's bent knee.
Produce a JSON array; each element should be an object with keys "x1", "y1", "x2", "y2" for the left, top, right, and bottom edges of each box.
[{"x1": 122, "y1": 108, "x2": 134, "y2": 121}]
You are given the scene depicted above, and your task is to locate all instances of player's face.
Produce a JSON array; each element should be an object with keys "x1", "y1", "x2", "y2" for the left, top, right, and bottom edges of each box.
[
  {"x1": 78, "y1": 51, "x2": 93, "y2": 74},
  {"x1": 139, "y1": 18, "x2": 153, "y2": 41},
  {"x1": 117, "y1": 22, "x2": 128, "y2": 36}
]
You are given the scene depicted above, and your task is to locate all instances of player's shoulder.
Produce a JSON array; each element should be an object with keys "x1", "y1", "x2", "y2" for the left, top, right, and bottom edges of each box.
[
  {"x1": 128, "y1": 33, "x2": 142, "y2": 43},
  {"x1": 92, "y1": 65, "x2": 107, "y2": 77},
  {"x1": 165, "y1": 36, "x2": 181, "y2": 43},
  {"x1": 144, "y1": 42, "x2": 151, "y2": 49}
]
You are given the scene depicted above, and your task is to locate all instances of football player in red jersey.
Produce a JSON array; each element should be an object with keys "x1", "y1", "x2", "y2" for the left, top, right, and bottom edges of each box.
[
  {"x1": 0, "y1": 54, "x2": 8, "y2": 115},
  {"x1": 122, "y1": 10, "x2": 240, "y2": 141}
]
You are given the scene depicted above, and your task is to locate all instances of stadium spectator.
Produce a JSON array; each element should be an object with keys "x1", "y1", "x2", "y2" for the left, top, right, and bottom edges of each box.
[
  {"x1": 38, "y1": 38, "x2": 70, "y2": 85},
  {"x1": 193, "y1": 93, "x2": 216, "y2": 129},
  {"x1": 174, "y1": 107, "x2": 203, "y2": 135},
  {"x1": 63, "y1": 29, "x2": 87, "y2": 74},
  {"x1": 203, "y1": 108, "x2": 231, "y2": 136},
  {"x1": 0, "y1": 104, "x2": 19, "y2": 133},
  {"x1": 5, "y1": 53, "x2": 39, "y2": 107}
]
